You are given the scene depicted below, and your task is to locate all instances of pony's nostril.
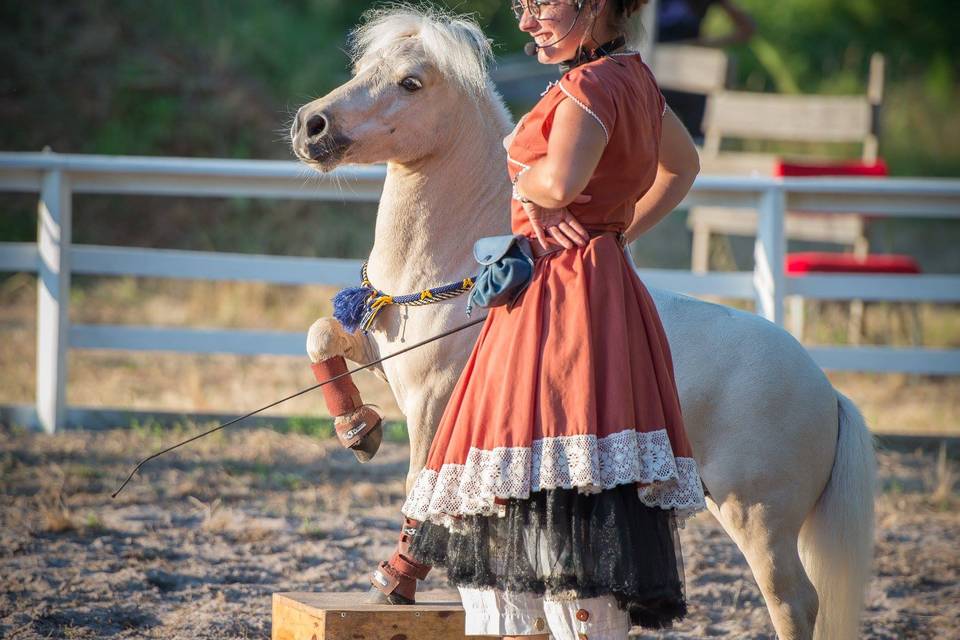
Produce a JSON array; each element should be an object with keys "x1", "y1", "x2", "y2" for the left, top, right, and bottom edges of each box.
[{"x1": 306, "y1": 113, "x2": 328, "y2": 138}]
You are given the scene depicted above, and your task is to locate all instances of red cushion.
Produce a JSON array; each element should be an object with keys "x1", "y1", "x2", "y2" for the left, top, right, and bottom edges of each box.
[
  {"x1": 774, "y1": 159, "x2": 889, "y2": 177},
  {"x1": 786, "y1": 252, "x2": 921, "y2": 274}
]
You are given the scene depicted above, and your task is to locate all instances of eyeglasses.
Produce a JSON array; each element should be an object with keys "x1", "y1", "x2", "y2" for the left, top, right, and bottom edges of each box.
[{"x1": 510, "y1": 0, "x2": 582, "y2": 20}]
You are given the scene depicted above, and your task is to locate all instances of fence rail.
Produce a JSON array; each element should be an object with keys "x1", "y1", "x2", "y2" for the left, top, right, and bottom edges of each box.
[{"x1": 2, "y1": 151, "x2": 959, "y2": 432}]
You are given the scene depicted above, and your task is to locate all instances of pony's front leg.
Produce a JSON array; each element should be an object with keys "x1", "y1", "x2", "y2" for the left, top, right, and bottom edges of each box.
[
  {"x1": 366, "y1": 389, "x2": 449, "y2": 606},
  {"x1": 306, "y1": 317, "x2": 383, "y2": 462}
]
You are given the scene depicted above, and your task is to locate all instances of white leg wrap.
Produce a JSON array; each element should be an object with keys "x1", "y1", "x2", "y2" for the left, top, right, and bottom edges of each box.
[
  {"x1": 459, "y1": 587, "x2": 547, "y2": 637},
  {"x1": 458, "y1": 588, "x2": 630, "y2": 639},
  {"x1": 543, "y1": 595, "x2": 630, "y2": 640}
]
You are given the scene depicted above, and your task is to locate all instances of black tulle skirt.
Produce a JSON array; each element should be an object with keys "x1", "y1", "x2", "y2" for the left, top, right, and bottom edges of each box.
[{"x1": 409, "y1": 484, "x2": 688, "y2": 629}]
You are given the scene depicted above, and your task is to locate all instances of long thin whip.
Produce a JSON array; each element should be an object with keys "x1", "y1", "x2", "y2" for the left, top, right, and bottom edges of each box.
[{"x1": 111, "y1": 314, "x2": 488, "y2": 498}]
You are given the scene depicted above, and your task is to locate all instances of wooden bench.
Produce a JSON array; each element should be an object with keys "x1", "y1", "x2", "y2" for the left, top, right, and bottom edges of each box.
[
  {"x1": 272, "y1": 591, "x2": 484, "y2": 640},
  {"x1": 650, "y1": 43, "x2": 731, "y2": 140},
  {"x1": 688, "y1": 52, "x2": 887, "y2": 275},
  {"x1": 491, "y1": 42, "x2": 730, "y2": 108},
  {"x1": 786, "y1": 251, "x2": 924, "y2": 344},
  {"x1": 650, "y1": 43, "x2": 730, "y2": 97}
]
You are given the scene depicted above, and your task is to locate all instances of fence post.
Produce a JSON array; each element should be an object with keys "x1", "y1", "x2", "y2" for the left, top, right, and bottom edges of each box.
[
  {"x1": 753, "y1": 185, "x2": 786, "y2": 326},
  {"x1": 36, "y1": 168, "x2": 71, "y2": 433}
]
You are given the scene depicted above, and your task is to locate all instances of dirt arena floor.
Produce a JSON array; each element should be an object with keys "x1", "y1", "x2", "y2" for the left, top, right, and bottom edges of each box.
[{"x1": 0, "y1": 425, "x2": 957, "y2": 639}]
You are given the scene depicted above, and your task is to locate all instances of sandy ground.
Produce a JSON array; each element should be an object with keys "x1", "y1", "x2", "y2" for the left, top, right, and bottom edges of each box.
[{"x1": 0, "y1": 426, "x2": 956, "y2": 640}]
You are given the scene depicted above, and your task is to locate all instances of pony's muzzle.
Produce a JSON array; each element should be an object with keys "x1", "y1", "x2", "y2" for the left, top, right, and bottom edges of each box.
[
  {"x1": 292, "y1": 105, "x2": 329, "y2": 138},
  {"x1": 305, "y1": 112, "x2": 329, "y2": 139},
  {"x1": 292, "y1": 107, "x2": 341, "y2": 164}
]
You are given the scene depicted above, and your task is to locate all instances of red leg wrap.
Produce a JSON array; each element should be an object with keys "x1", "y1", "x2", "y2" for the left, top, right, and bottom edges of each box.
[
  {"x1": 311, "y1": 356, "x2": 383, "y2": 460},
  {"x1": 334, "y1": 405, "x2": 381, "y2": 449},
  {"x1": 311, "y1": 356, "x2": 362, "y2": 417},
  {"x1": 370, "y1": 517, "x2": 432, "y2": 603}
]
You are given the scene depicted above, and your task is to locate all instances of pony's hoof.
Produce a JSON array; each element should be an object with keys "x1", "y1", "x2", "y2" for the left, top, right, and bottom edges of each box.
[
  {"x1": 351, "y1": 419, "x2": 383, "y2": 463},
  {"x1": 365, "y1": 585, "x2": 413, "y2": 605},
  {"x1": 334, "y1": 405, "x2": 383, "y2": 463}
]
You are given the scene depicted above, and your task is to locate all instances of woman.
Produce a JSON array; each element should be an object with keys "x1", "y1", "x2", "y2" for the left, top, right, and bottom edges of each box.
[{"x1": 400, "y1": 2, "x2": 706, "y2": 638}]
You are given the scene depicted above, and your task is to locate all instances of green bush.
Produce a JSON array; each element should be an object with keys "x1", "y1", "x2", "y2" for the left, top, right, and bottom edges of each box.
[{"x1": 1, "y1": 0, "x2": 955, "y2": 215}]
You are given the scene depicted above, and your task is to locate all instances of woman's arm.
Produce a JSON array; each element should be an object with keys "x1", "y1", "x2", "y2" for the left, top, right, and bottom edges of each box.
[
  {"x1": 624, "y1": 106, "x2": 700, "y2": 244},
  {"x1": 513, "y1": 98, "x2": 606, "y2": 210}
]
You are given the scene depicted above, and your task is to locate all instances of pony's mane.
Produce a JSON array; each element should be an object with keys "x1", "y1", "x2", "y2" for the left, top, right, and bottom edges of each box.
[{"x1": 349, "y1": 4, "x2": 493, "y2": 96}]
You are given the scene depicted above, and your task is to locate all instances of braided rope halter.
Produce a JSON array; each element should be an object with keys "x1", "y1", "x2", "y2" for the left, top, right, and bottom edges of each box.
[{"x1": 333, "y1": 262, "x2": 475, "y2": 334}]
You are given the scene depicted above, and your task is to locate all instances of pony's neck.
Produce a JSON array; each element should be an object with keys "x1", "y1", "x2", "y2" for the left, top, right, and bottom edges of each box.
[{"x1": 367, "y1": 93, "x2": 510, "y2": 293}]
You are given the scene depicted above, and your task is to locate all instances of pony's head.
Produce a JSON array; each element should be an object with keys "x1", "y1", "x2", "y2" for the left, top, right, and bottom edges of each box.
[{"x1": 291, "y1": 5, "x2": 500, "y2": 171}]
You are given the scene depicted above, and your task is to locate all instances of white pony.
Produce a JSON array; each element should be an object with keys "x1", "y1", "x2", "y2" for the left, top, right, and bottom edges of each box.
[{"x1": 290, "y1": 8, "x2": 876, "y2": 640}]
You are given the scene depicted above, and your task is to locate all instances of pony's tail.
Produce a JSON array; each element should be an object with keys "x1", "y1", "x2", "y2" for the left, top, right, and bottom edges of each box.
[{"x1": 798, "y1": 391, "x2": 877, "y2": 640}]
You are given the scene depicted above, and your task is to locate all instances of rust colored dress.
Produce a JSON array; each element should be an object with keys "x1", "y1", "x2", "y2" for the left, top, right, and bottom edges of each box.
[{"x1": 403, "y1": 52, "x2": 706, "y2": 629}]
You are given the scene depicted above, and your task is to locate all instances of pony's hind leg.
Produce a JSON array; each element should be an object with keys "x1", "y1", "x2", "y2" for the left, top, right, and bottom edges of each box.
[{"x1": 708, "y1": 496, "x2": 818, "y2": 640}]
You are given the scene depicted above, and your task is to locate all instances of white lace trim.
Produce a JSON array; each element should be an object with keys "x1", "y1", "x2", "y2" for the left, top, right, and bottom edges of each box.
[
  {"x1": 401, "y1": 428, "x2": 706, "y2": 529},
  {"x1": 541, "y1": 80, "x2": 559, "y2": 97},
  {"x1": 507, "y1": 154, "x2": 530, "y2": 169},
  {"x1": 558, "y1": 81, "x2": 609, "y2": 144}
]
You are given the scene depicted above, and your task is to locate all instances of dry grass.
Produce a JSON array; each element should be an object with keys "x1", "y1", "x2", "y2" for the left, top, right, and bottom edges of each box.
[
  {"x1": 37, "y1": 484, "x2": 77, "y2": 534},
  {"x1": 827, "y1": 371, "x2": 960, "y2": 436},
  {"x1": 30, "y1": 465, "x2": 109, "y2": 534},
  {"x1": 929, "y1": 441, "x2": 957, "y2": 507},
  {"x1": 1, "y1": 274, "x2": 958, "y2": 433},
  {"x1": 34, "y1": 466, "x2": 68, "y2": 532}
]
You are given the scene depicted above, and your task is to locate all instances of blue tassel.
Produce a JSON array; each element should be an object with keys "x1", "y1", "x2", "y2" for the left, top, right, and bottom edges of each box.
[{"x1": 332, "y1": 286, "x2": 375, "y2": 333}]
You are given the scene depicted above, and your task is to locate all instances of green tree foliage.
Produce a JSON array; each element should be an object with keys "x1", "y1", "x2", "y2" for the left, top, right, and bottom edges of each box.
[
  {"x1": 1, "y1": 0, "x2": 956, "y2": 174},
  {"x1": 734, "y1": 0, "x2": 957, "y2": 92},
  {"x1": 0, "y1": 0, "x2": 517, "y2": 158},
  {"x1": 716, "y1": 0, "x2": 959, "y2": 175}
]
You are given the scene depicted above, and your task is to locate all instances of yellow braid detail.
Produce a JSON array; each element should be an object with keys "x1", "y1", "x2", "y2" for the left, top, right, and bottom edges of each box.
[
  {"x1": 371, "y1": 295, "x2": 393, "y2": 309},
  {"x1": 362, "y1": 295, "x2": 393, "y2": 331}
]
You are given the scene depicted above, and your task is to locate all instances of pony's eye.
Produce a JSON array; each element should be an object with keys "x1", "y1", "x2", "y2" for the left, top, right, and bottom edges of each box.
[{"x1": 399, "y1": 76, "x2": 422, "y2": 92}]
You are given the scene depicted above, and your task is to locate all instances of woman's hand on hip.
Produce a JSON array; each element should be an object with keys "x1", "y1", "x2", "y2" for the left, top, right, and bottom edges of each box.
[{"x1": 523, "y1": 194, "x2": 592, "y2": 251}]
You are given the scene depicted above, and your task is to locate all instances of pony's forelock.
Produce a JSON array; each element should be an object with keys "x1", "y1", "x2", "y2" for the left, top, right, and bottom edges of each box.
[{"x1": 349, "y1": 4, "x2": 493, "y2": 95}]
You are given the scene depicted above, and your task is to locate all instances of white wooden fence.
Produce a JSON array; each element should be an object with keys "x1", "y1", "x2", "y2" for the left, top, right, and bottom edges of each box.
[{"x1": 1, "y1": 151, "x2": 959, "y2": 433}]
